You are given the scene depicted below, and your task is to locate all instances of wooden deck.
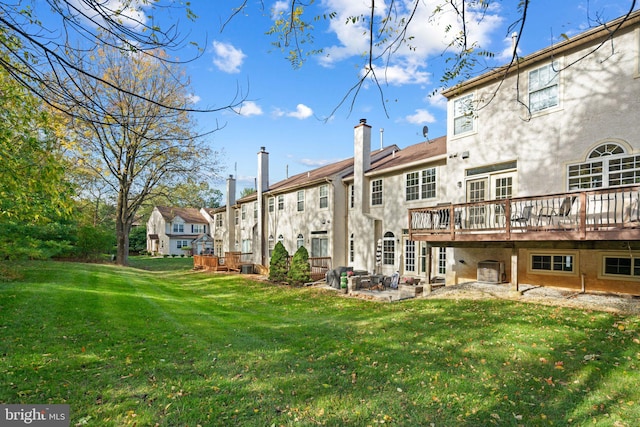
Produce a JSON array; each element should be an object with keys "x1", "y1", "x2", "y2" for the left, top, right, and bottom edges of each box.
[{"x1": 409, "y1": 185, "x2": 639, "y2": 243}]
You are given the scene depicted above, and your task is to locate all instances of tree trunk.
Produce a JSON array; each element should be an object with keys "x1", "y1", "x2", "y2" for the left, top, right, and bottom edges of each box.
[{"x1": 115, "y1": 188, "x2": 131, "y2": 266}]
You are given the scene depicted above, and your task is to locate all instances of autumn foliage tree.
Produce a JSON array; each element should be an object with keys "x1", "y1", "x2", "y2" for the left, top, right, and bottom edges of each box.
[{"x1": 61, "y1": 42, "x2": 221, "y2": 265}]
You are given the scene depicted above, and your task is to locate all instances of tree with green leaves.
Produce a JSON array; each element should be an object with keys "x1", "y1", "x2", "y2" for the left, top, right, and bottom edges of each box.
[
  {"x1": 288, "y1": 245, "x2": 311, "y2": 287},
  {"x1": 61, "y1": 42, "x2": 221, "y2": 266},
  {"x1": 0, "y1": 52, "x2": 75, "y2": 259},
  {"x1": 269, "y1": 242, "x2": 290, "y2": 282}
]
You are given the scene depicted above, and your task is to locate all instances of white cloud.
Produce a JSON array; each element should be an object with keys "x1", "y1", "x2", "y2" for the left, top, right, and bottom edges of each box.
[
  {"x1": 186, "y1": 93, "x2": 201, "y2": 104},
  {"x1": 212, "y1": 41, "x2": 246, "y2": 74},
  {"x1": 403, "y1": 109, "x2": 436, "y2": 125},
  {"x1": 317, "y1": 0, "x2": 503, "y2": 86},
  {"x1": 271, "y1": 1, "x2": 289, "y2": 19},
  {"x1": 274, "y1": 104, "x2": 314, "y2": 119},
  {"x1": 68, "y1": 0, "x2": 148, "y2": 29},
  {"x1": 237, "y1": 101, "x2": 263, "y2": 117}
]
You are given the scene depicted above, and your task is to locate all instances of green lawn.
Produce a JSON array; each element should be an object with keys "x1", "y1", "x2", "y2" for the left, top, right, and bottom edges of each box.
[{"x1": 1, "y1": 261, "x2": 639, "y2": 426}]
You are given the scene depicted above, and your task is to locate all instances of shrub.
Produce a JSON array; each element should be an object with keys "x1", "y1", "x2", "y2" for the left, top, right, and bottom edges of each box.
[
  {"x1": 287, "y1": 246, "x2": 311, "y2": 286},
  {"x1": 269, "y1": 242, "x2": 289, "y2": 282}
]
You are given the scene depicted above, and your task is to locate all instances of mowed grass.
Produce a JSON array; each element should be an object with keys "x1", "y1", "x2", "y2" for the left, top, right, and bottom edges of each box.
[{"x1": 1, "y1": 261, "x2": 639, "y2": 426}]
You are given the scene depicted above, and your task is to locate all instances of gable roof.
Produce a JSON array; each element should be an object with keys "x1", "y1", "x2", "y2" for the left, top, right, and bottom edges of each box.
[
  {"x1": 442, "y1": 9, "x2": 640, "y2": 98},
  {"x1": 367, "y1": 136, "x2": 447, "y2": 174},
  {"x1": 155, "y1": 206, "x2": 208, "y2": 224},
  {"x1": 267, "y1": 145, "x2": 401, "y2": 194}
]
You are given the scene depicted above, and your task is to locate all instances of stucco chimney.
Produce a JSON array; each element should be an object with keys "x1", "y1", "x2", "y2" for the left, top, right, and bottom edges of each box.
[
  {"x1": 225, "y1": 174, "x2": 236, "y2": 254},
  {"x1": 257, "y1": 146, "x2": 269, "y2": 192},
  {"x1": 354, "y1": 118, "x2": 371, "y2": 213}
]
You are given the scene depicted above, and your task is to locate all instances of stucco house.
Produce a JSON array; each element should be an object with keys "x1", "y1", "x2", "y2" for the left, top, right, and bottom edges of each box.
[
  {"x1": 163, "y1": 9, "x2": 639, "y2": 294},
  {"x1": 146, "y1": 206, "x2": 211, "y2": 256},
  {"x1": 409, "y1": 9, "x2": 640, "y2": 294}
]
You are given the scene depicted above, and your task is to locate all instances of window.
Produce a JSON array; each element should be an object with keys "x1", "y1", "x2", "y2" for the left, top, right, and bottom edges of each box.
[
  {"x1": 349, "y1": 184, "x2": 354, "y2": 209},
  {"x1": 176, "y1": 240, "x2": 189, "y2": 248},
  {"x1": 383, "y1": 232, "x2": 395, "y2": 265},
  {"x1": 268, "y1": 197, "x2": 274, "y2": 213},
  {"x1": 297, "y1": 190, "x2": 305, "y2": 212},
  {"x1": 529, "y1": 61, "x2": 559, "y2": 113},
  {"x1": 214, "y1": 239, "x2": 223, "y2": 255},
  {"x1": 234, "y1": 210, "x2": 239, "y2": 225},
  {"x1": 268, "y1": 235, "x2": 274, "y2": 257},
  {"x1": 215, "y1": 214, "x2": 223, "y2": 227},
  {"x1": 278, "y1": 195, "x2": 284, "y2": 210},
  {"x1": 192, "y1": 224, "x2": 205, "y2": 234},
  {"x1": 531, "y1": 254, "x2": 574, "y2": 273},
  {"x1": 438, "y1": 247, "x2": 447, "y2": 275},
  {"x1": 371, "y1": 179, "x2": 383, "y2": 206},
  {"x1": 568, "y1": 143, "x2": 640, "y2": 190},
  {"x1": 404, "y1": 240, "x2": 415, "y2": 272},
  {"x1": 241, "y1": 204, "x2": 246, "y2": 220},
  {"x1": 241, "y1": 239, "x2": 251, "y2": 253},
  {"x1": 296, "y1": 234, "x2": 304, "y2": 249},
  {"x1": 406, "y1": 168, "x2": 436, "y2": 201},
  {"x1": 254, "y1": 202, "x2": 258, "y2": 220},
  {"x1": 603, "y1": 257, "x2": 640, "y2": 278},
  {"x1": 173, "y1": 223, "x2": 184, "y2": 233},
  {"x1": 349, "y1": 234, "x2": 354, "y2": 263},
  {"x1": 319, "y1": 185, "x2": 329, "y2": 209},
  {"x1": 311, "y1": 232, "x2": 328, "y2": 257},
  {"x1": 453, "y1": 94, "x2": 474, "y2": 135}
]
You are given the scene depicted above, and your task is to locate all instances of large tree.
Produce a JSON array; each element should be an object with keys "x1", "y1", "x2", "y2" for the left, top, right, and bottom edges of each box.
[{"x1": 62, "y1": 43, "x2": 220, "y2": 266}]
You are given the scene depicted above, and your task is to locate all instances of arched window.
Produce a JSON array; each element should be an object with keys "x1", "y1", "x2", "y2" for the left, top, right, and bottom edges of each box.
[
  {"x1": 268, "y1": 235, "x2": 274, "y2": 257},
  {"x1": 297, "y1": 234, "x2": 304, "y2": 249},
  {"x1": 383, "y1": 232, "x2": 395, "y2": 265},
  {"x1": 568, "y1": 143, "x2": 639, "y2": 189}
]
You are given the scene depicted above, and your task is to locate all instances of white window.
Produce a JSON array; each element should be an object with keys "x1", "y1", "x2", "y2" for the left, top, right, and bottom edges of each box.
[
  {"x1": 241, "y1": 204, "x2": 246, "y2": 220},
  {"x1": 319, "y1": 185, "x2": 329, "y2": 209},
  {"x1": 296, "y1": 234, "x2": 303, "y2": 249},
  {"x1": 406, "y1": 168, "x2": 436, "y2": 201},
  {"x1": 192, "y1": 224, "x2": 205, "y2": 234},
  {"x1": 311, "y1": 234, "x2": 328, "y2": 257},
  {"x1": 382, "y1": 232, "x2": 395, "y2": 265},
  {"x1": 453, "y1": 94, "x2": 474, "y2": 135},
  {"x1": 241, "y1": 239, "x2": 252, "y2": 253},
  {"x1": 404, "y1": 240, "x2": 415, "y2": 272},
  {"x1": 529, "y1": 61, "x2": 559, "y2": 113},
  {"x1": 568, "y1": 143, "x2": 640, "y2": 190},
  {"x1": 215, "y1": 214, "x2": 223, "y2": 227},
  {"x1": 371, "y1": 179, "x2": 383, "y2": 206},
  {"x1": 177, "y1": 240, "x2": 189, "y2": 248},
  {"x1": 234, "y1": 210, "x2": 239, "y2": 225},
  {"x1": 173, "y1": 223, "x2": 184, "y2": 233},
  {"x1": 254, "y1": 202, "x2": 258, "y2": 220},
  {"x1": 268, "y1": 197, "x2": 274, "y2": 213},
  {"x1": 297, "y1": 190, "x2": 305, "y2": 212},
  {"x1": 278, "y1": 195, "x2": 284, "y2": 210},
  {"x1": 268, "y1": 235, "x2": 274, "y2": 257},
  {"x1": 438, "y1": 247, "x2": 447, "y2": 275}
]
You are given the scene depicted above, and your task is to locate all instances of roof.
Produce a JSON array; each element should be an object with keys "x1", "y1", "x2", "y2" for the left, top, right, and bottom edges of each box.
[
  {"x1": 367, "y1": 136, "x2": 447, "y2": 174},
  {"x1": 155, "y1": 206, "x2": 208, "y2": 224},
  {"x1": 267, "y1": 145, "x2": 401, "y2": 194},
  {"x1": 442, "y1": 8, "x2": 640, "y2": 98}
]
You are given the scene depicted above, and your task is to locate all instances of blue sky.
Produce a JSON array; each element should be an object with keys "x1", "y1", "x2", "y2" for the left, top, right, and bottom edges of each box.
[{"x1": 63, "y1": 1, "x2": 640, "y2": 194}]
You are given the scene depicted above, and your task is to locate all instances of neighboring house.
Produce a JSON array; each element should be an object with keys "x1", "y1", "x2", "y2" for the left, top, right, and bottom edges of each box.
[
  {"x1": 146, "y1": 206, "x2": 210, "y2": 256},
  {"x1": 175, "y1": 10, "x2": 640, "y2": 294}
]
